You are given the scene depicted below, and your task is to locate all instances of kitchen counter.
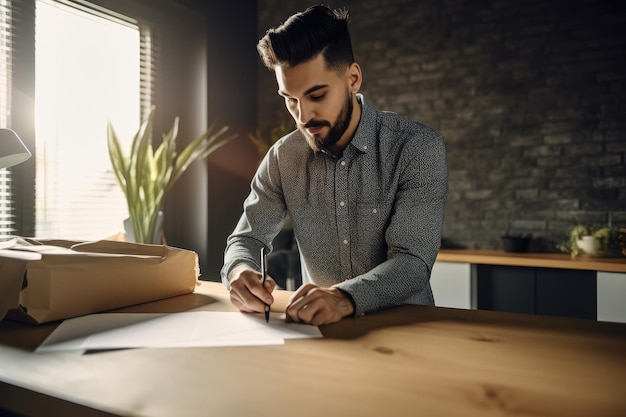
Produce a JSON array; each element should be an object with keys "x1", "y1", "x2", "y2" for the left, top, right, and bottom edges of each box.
[
  {"x1": 433, "y1": 249, "x2": 626, "y2": 322},
  {"x1": 437, "y1": 249, "x2": 626, "y2": 273}
]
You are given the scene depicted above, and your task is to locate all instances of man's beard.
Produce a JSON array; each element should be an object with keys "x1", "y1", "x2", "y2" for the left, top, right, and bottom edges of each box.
[{"x1": 299, "y1": 90, "x2": 353, "y2": 153}]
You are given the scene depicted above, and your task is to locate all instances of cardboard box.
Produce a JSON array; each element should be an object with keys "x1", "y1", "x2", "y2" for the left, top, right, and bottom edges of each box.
[{"x1": 0, "y1": 238, "x2": 199, "y2": 324}]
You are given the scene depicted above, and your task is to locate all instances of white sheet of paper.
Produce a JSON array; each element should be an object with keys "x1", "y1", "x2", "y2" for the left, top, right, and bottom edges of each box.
[{"x1": 37, "y1": 311, "x2": 322, "y2": 353}]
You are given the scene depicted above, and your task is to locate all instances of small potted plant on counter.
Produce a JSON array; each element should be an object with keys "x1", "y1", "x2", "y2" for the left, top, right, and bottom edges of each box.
[{"x1": 557, "y1": 225, "x2": 622, "y2": 258}]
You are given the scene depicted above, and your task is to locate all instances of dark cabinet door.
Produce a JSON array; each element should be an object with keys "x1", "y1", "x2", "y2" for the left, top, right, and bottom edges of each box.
[
  {"x1": 476, "y1": 265, "x2": 597, "y2": 320},
  {"x1": 536, "y1": 268, "x2": 596, "y2": 320},
  {"x1": 476, "y1": 265, "x2": 535, "y2": 314}
]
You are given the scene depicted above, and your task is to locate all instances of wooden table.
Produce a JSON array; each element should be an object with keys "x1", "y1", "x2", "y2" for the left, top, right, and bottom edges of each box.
[{"x1": 1, "y1": 281, "x2": 625, "y2": 417}]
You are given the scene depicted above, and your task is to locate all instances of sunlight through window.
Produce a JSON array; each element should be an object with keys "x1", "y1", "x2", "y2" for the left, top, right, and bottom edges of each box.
[{"x1": 35, "y1": 0, "x2": 141, "y2": 240}]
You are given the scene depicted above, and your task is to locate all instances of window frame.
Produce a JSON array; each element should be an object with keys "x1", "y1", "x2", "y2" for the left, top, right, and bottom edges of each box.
[{"x1": 9, "y1": 0, "x2": 210, "y2": 245}]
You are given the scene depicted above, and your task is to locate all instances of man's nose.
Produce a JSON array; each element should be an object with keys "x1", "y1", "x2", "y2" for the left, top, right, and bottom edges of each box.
[{"x1": 296, "y1": 101, "x2": 314, "y2": 125}]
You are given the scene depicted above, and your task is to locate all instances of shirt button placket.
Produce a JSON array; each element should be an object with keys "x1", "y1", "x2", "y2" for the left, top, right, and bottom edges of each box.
[{"x1": 336, "y1": 157, "x2": 351, "y2": 280}]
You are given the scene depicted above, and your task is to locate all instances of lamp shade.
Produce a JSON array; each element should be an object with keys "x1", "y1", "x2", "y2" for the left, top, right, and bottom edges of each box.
[{"x1": 0, "y1": 129, "x2": 31, "y2": 169}]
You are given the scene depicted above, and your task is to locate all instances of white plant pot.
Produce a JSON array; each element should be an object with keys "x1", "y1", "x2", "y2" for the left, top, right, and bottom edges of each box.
[
  {"x1": 123, "y1": 211, "x2": 165, "y2": 245},
  {"x1": 576, "y1": 235, "x2": 603, "y2": 257}
]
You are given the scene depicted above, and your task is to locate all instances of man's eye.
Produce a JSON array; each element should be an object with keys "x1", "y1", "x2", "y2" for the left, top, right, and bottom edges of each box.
[
  {"x1": 310, "y1": 94, "x2": 325, "y2": 101},
  {"x1": 286, "y1": 97, "x2": 297, "y2": 105}
]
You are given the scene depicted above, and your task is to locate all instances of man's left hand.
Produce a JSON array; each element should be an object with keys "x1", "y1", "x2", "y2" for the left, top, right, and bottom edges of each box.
[{"x1": 286, "y1": 283, "x2": 355, "y2": 326}]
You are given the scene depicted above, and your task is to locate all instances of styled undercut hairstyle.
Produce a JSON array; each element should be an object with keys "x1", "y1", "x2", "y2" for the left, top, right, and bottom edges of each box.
[{"x1": 257, "y1": 4, "x2": 354, "y2": 72}]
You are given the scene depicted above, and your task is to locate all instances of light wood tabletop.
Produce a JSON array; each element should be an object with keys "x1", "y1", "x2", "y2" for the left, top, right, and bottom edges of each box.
[{"x1": 1, "y1": 281, "x2": 625, "y2": 417}]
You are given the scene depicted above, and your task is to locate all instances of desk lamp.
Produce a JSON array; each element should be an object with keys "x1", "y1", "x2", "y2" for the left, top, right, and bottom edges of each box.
[
  {"x1": 0, "y1": 128, "x2": 31, "y2": 168},
  {"x1": 0, "y1": 128, "x2": 30, "y2": 322}
]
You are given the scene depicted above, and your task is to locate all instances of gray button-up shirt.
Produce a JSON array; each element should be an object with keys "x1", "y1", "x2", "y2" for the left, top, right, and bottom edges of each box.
[{"x1": 222, "y1": 94, "x2": 448, "y2": 316}]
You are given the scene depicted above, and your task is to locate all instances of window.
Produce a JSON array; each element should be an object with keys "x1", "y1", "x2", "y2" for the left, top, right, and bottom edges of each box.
[
  {"x1": 3, "y1": 0, "x2": 209, "y2": 257},
  {"x1": 0, "y1": 0, "x2": 15, "y2": 239},
  {"x1": 34, "y1": 0, "x2": 151, "y2": 240}
]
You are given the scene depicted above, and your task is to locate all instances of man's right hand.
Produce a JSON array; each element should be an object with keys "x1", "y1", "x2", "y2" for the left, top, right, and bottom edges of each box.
[{"x1": 228, "y1": 264, "x2": 276, "y2": 313}]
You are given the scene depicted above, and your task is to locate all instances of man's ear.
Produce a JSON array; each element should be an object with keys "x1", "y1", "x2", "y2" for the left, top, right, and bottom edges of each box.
[{"x1": 347, "y1": 62, "x2": 362, "y2": 93}]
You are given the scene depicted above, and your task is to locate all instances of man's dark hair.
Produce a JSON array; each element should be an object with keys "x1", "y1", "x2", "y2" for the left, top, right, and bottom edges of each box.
[{"x1": 257, "y1": 5, "x2": 354, "y2": 72}]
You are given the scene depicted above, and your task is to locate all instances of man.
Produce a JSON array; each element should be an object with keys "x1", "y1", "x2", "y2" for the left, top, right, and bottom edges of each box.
[{"x1": 221, "y1": 5, "x2": 447, "y2": 326}]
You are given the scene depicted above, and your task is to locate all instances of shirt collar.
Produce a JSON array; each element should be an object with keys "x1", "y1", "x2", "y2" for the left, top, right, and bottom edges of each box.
[
  {"x1": 348, "y1": 93, "x2": 374, "y2": 155},
  {"x1": 319, "y1": 93, "x2": 374, "y2": 159}
]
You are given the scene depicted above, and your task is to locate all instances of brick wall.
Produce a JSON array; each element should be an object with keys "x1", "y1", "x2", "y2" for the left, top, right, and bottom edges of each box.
[{"x1": 257, "y1": 0, "x2": 626, "y2": 252}]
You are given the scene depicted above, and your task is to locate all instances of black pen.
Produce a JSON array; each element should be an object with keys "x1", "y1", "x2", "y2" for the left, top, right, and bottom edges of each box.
[{"x1": 261, "y1": 247, "x2": 270, "y2": 322}]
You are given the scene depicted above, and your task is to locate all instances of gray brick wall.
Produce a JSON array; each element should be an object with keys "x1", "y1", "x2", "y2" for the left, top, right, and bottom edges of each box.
[{"x1": 257, "y1": 0, "x2": 626, "y2": 252}]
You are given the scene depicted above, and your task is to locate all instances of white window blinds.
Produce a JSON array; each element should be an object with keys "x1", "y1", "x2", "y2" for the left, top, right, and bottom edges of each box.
[{"x1": 0, "y1": 0, "x2": 14, "y2": 239}]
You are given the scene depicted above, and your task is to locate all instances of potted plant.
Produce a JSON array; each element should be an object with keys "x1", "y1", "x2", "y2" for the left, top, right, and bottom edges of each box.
[
  {"x1": 560, "y1": 225, "x2": 592, "y2": 257},
  {"x1": 501, "y1": 232, "x2": 531, "y2": 253},
  {"x1": 557, "y1": 225, "x2": 621, "y2": 258},
  {"x1": 107, "y1": 106, "x2": 235, "y2": 244},
  {"x1": 247, "y1": 119, "x2": 294, "y2": 155}
]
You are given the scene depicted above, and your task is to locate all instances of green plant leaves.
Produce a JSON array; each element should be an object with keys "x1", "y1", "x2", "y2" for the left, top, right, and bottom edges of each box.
[
  {"x1": 557, "y1": 224, "x2": 622, "y2": 258},
  {"x1": 107, "y1": 106, "x2": 235, "y2": 243}
]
